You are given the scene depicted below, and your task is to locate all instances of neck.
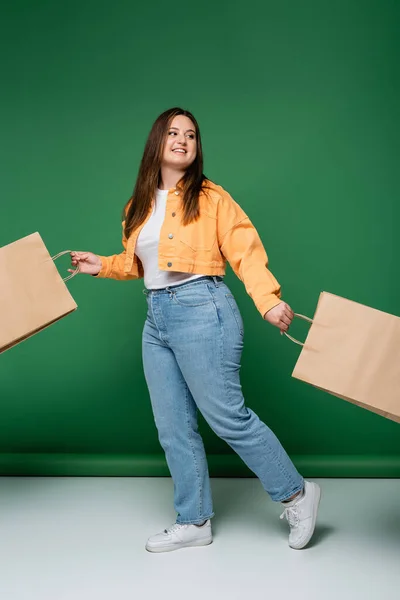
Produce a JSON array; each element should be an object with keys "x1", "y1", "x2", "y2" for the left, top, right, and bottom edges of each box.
[{"x1": 159, "y1": 166, "x2": 185, "y2": 190}]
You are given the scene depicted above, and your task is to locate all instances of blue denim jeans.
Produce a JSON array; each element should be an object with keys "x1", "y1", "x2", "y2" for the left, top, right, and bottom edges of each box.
[{"x1": 142, "y1": 276, "x2": 304, "y2": 524}]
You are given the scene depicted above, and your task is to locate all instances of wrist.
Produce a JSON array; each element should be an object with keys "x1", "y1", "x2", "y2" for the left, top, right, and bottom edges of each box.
[
  {"x1": 92, "y1": 257, "x2": 102, "y2": 277},
  {"x1": 263, "y1": 300, "x2": 283, "y2": 320}
]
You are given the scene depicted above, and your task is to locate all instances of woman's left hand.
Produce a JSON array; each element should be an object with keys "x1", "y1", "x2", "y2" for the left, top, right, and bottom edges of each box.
[{"x1": 264, "y1": 302, "x2": 294, "y2": 333}]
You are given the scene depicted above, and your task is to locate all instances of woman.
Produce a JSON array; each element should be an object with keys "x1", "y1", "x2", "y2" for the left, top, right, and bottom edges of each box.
[{"x1": 70, "y1": 107, "x2": 321, "y2": 553}]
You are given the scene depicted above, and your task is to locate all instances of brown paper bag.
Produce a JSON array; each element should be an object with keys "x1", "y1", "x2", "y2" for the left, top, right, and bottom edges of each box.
[
  {"x1": 287, "y1": 292, "x2": 400, "y2": 423},
  {"x1": 0, "y1": 232, "x2": 78, "y2": 353}
]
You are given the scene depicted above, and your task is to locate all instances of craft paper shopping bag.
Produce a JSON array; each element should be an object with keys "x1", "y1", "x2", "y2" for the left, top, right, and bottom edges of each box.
[
  {"x1": 0, "y1": 232, "x2": 78, "y2": 353},
  {"x1": 287, "y1": 292, "x2": 400, "y2": 423}
]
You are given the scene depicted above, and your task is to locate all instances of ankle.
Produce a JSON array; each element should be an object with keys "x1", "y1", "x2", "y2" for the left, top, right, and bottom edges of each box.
[
  {"x1": 283, "y1": 488, "x2": 304, "y2": 504},
  {"x1": 194, "y1": 520, "x2": 207, "y2": 527}
]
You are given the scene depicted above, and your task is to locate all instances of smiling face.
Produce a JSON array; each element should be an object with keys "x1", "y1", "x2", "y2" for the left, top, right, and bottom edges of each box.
[{"x1": 161, "y1": 114, "x2": 197, "y2": 172}]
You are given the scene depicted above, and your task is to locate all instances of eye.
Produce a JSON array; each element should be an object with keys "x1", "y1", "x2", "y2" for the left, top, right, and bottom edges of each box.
[
  {"x1": 186, "y1": 133, "x2": 195, "y2": 139},
  {"x1": 168, "y1": 131, "x2": 177, "y2": 136}
]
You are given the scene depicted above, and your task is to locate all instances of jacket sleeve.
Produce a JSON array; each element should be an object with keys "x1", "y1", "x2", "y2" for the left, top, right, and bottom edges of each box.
[
  {"x1": 95, "y1": 220, "x2": 138, "y2": 280},
  {"x1": 217, "y1": 190, "x2": 282, "y2": 317}
]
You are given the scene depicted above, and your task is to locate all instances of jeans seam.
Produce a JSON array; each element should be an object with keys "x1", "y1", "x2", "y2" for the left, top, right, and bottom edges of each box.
[
  {"x1": 176, "y1": 514, "x2": 215, "y2": 525},
  {"x1": 254, "y1": 423, "x2": 299, "y2": 496},
  {"x1": 184, "y1": 382, "x2": 203, "y2": 520},
  {"x1": 277, "y1": 481, "x2": 305, "y2": 504},
  {"x1": 211, "y1": 287, "x2": 300, "y2": 500},
  {"x1": 176, "y1": 512, "x2": 215, "y2": 525},
  {"x1": 150, "y1": 294, "x2": 169, "y2": 345}
]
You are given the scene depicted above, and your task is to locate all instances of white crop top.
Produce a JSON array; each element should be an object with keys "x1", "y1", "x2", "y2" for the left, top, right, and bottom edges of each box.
[{"x1": 135, "y1": 189, "x2": 206, "y2": 290}]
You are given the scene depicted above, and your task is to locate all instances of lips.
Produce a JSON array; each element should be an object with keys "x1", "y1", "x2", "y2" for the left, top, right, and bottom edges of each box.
[{"x1": 172, "y1": 148, "x2": 186, "y2": 154}]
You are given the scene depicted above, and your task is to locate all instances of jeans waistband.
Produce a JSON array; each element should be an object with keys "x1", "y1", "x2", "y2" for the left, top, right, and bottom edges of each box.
[{"x1": 143, "y1": 276, "x2": 223, "y2": 295}]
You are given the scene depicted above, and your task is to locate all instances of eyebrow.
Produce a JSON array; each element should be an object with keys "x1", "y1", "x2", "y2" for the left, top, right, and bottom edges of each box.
[{"x1": 169, "y1": 126, "x2": 196, "y2": 134}]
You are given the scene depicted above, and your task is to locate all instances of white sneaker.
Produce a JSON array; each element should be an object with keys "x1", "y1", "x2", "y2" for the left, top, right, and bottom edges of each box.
[
  {"x1": 145, "y1": 520, "x2": 213, "y2": 553},
  {"x1": 280, "y1": 480, "x2": 321, "y2": 549}
]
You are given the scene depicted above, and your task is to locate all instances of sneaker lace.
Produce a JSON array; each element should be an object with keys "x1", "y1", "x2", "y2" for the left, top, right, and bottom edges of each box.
[
  {"x1": 164, "y1": 523, "x2": 186, "y2": 535},
  {"x1": 280, "y1": 506, "x2": 299, "y2": 528}
]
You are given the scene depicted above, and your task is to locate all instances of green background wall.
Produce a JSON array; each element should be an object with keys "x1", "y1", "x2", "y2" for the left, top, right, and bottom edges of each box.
[{"x1": 0, "y1": 0, "x2": 399, "y2": 476}]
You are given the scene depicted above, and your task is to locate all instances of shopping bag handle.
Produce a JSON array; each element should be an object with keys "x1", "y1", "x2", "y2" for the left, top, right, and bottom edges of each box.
[
  {"x1": 51, "y1": 250, "x2": 79, "y2": 282},
  {"x1": 284, "y1": 313, "x2": 313, "y2": 347}
]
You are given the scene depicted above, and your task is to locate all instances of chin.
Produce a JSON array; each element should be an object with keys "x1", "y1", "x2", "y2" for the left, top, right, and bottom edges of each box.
[{"x1": 166, "y1": 158, "x2": 192, "y2": 169}]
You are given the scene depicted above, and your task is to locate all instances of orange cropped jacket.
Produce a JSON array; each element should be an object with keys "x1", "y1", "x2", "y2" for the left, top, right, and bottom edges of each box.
[{"x1": 97, "y1": 181, "x2": 282, "y2": 317}]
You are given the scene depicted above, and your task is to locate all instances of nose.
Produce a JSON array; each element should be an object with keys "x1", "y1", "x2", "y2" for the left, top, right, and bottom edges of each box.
[{"x1": 176, "y1": 134, "x2": 187, "y2": 145}]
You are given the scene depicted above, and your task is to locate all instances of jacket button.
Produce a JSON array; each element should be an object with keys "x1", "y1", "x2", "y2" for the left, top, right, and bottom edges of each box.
[
  {"x1": 168, "y1": 233, "x2": 174, "y2": 239},
  {"x1": 172, "y1": 212, "x2": 176, "y2": 217},
  {"x1": 167, "y1": 262, "x2": 172, "y2": 267}
]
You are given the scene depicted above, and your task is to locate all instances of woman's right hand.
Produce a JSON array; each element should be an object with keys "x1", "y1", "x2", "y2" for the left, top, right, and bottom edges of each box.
[{"x1": 69, "y1": 251, "x2": 102, "y2": 276}]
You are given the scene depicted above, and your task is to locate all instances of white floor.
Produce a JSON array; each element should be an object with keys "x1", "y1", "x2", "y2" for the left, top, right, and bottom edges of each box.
[{"x1": 0, "y1": 477, "x2": 399, "y2": 600}]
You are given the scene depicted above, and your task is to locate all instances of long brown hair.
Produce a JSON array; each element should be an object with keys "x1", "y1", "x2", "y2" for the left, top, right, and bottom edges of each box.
[{"x1": 124, "y1": 107, "x2": 208, "y2": 239}]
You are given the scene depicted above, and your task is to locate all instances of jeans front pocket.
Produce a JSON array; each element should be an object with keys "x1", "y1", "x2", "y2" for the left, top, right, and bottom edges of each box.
[
  {"x1": 172, "y1": 284, "x2": 214, "y2": 307},
  {"x1": 225, "y1": 293, "x2": 244, "y2": 336}
]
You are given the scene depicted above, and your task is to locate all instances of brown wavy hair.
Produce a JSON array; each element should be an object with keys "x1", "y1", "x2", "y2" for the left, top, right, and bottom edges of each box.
[{"x1": 123, "y1": 107, "x2": 209, "y2": 239}]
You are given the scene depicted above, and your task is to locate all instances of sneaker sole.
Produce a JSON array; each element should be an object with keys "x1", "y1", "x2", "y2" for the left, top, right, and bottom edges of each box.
[
  {"x1": 145, "y1": 536, "x2": 213, "y2": 553},
  {"x1": 290, "y1": 483, "x2": 321, "y2": 550}
]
